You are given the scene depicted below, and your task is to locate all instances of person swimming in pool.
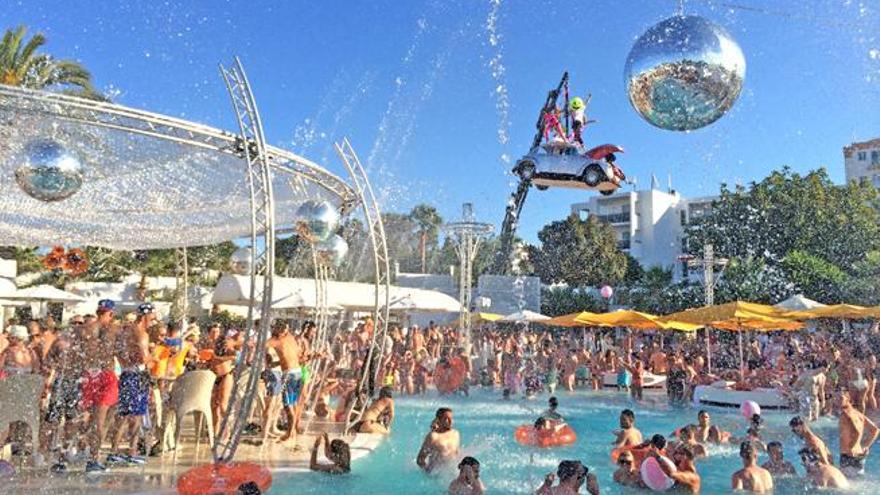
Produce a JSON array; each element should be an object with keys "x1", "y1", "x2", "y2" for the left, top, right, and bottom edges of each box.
[
  {"x1": 448, "y1": 456, "x2": 485, "y2": 495},
  {"x1": 358, "y1": 386, "x2": 395, "y2": 434},
  {"x1": 612, "y1": 409, "x2": 643, "y2": 449},
  {"x1": 416, "y1": 407, "x2": 460, "y2": 474}
]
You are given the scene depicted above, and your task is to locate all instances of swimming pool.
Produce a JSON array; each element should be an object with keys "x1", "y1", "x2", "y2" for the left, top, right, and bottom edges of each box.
[{"x1": 275, "y1": 389, "x2": 879, "y2": 494}]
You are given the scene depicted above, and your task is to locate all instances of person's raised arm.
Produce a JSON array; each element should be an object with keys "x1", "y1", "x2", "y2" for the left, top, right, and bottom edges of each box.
[
  {"x1": 863, "y1": 414, "x2": 880, "y2": 451},
  {"x1": 416, "y1": 433, "x2": 432, "y2": 470}
]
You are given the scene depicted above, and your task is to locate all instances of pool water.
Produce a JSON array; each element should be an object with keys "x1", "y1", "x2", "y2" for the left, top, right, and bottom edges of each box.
[{"x1": 275, "y1": 389, "x2": 879, "y2": 494}]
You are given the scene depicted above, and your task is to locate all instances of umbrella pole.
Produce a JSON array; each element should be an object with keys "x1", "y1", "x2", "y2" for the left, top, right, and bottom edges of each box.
[
  {"x1": 705, "y1": 328, "x2": 712, "y2": 374},
  {"x1": 738, "y1": 328, "x2": 745, "y2": 381}
]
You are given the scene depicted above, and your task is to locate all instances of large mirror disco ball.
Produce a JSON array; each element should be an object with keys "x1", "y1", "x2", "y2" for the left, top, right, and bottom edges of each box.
[
  {"x1": 317, "y1": 234, "x2": 349, "y2": 267},
  {"x1": 229, "y1": 247, "x2": 252, "y2": 275},
  {"x1": 624, "y1": 15, "x2": 746, "y2": 131},
  {"x1": 295, "y1": 200, "x2": 340, "y2": 243},
  {"x1": 14, "y1": 139, "x2": 85, "y2": 201}
]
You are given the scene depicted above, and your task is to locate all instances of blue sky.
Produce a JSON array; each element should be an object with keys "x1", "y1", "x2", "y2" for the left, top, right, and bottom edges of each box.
[{"x1": 5, "y1": 0, "x2": 880, "y2": 242}]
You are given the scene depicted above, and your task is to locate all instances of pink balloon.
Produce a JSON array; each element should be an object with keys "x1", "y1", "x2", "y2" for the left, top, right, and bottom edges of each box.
[{"x1": 600, "y1": 285, "x2": 614, "y2": 299}]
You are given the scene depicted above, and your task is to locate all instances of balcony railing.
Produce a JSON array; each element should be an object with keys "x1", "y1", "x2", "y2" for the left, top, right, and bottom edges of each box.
[{"x1": 597, "y1": 212, "x2": 630, "y2": 224}]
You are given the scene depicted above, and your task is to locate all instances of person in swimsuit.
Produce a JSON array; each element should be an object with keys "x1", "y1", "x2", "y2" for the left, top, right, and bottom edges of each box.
[
  {"x1": 838, "y1": 389, "x2": 879, "y2": 477},
  {"x1": 612, "y1": 409, "x2": 643, "y2": 449},
  {"x1": 260, "y1": 322, "x2": 287, "y2": 445},
  {"x1": 416, "y1": 407, "x2": 460, "y2": 473},
  {"x1": 536, "y1": 460, "x2": 600, "y2": 495},
  {"x1": 266, "y1": 321, "x2": 302, "y2": 446},
  {"x1": 731, "y1": 441, "x2": 774, "y2": 493},
  {"x1": 613, "y1": 450, "x2": 643, "y2": 488},
  {"x1": 110, "y1": 303, "x2": 154, "y2": 463},
  {"x1": 358, "y1": 386, "x2": 394, "y2": 434},
  {"x1": 800, "y1": 448, "x2": 849, "y2": 489},
  {"x1": 789, "y1": 416, "x2": 833, "y2": 466},
  {"x1": 80, "y1": 301, "x2": 119, "y2": 472},
  {"x1": 309, "y1": 432, "x2": 350, "y2": 474},
  {"x1": 448, "y1": 456, "x2": 485, "y2": 495},
  {"x1": 761, "y1": 441, "x2": 796, "y2": 476},
  {"x1": 0, "y1": 325, "x2": 36, "y2": 376}
]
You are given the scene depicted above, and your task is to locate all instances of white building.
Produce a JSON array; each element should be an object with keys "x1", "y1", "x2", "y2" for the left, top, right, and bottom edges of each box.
[
  {"x1": 570, "y1": 186, "x2": 717, "y2": 272},
  {"x1": 844, "y1": 138, "x2": 880, "y2": 187}
]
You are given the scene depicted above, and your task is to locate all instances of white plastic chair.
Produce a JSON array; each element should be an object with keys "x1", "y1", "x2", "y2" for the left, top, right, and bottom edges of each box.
[
  {"x1": 165, "y1": 370, "x2": 216, "y2": 458},
  {"x1": 0, "y1": 374, "x2": 43, "y2": 457}
]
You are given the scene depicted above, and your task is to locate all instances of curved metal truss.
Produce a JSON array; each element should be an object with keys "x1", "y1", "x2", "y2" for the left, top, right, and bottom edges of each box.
[
  {"x1": 0, "y1": 84, "x2": 358, "y2": 209},
  {"x1": 334, "y1": 138, "x2": 391, "y2": 433},
  {"x1": 212, "y1": 58, "x2": 276, "y2": 462}
]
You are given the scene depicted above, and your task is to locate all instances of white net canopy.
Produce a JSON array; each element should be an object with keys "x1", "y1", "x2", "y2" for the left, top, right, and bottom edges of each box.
[{"x1": 0, "y1": 85, "x2": 355, "y2": 250}]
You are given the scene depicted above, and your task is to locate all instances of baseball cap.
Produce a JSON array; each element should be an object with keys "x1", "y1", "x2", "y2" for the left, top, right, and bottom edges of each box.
[
  {"x1": 137, "y1": 302, "x2": 155, "y2": 315},
  {"x1": 97, "y1": 299, "x2": 116, "y2": 312},
  {"x1": 8, "y1": 325, "x2": 28, "y2": 341}
]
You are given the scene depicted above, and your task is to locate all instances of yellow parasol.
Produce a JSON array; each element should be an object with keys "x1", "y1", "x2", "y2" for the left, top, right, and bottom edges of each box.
[
  {"x1": 662, "y1": 301, "x2": 801, "y2": 376},
  {"x1": 538, "y1": 311, "x2": 600, "y2": 327},
  {"x1": 783, "y1": 304, "x2": 880, "y2": 320},
  {"x1": 451, "y1": 312, "x2": 503, "y2": 326},
  {"x1": 576, "y1": 309, "x2": 701, "y2": 331}
]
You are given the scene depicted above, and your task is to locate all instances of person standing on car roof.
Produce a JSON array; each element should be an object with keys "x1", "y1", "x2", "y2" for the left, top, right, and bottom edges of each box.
[{"x1": 569, "y1": 94, "x2": 597, "y2": 148}]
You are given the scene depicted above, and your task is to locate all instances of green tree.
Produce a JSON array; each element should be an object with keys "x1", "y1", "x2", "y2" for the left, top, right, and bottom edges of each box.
[
  {"x1": 410, "y1": 204, "x2": 443, "y2": 274},
  {"x1": 687, "y1": 168, "x2": 880, "y2": 271},
  {"x1": 780, "y1": 250, "x2": 847, "y2": 304},
  {"x1": 0, "y1": 25, "x2": 99, "y2": 97},
  {"x1": 541, "y1": 286, "x2": 604, "y2": 317},
  {"x1": 531, "y1": 214, "x2": 628, "y2": 286}
]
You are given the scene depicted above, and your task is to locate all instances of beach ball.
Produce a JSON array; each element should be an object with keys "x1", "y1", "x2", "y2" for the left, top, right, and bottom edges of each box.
[
  {"x1": 740, "y1": 400, "x2": 761, "y2": 420},
  {"x1": 229, "y1": 247, "x2": 252, "y2": 275},
  {"x1": 624, "y1": 15, "x2": 746, "y2": 131},
  {"x1": 316, "y1": 234, "x2": 349, "y2": 267},
  {"x1": 295, "y1": 200, "x2": 340, "y2": 243},
  {"x1": 14, "y1": 138, "x2": 85, "y2": 201},
  {"x1": 0, "y1": 460, "x2": 14, "y2": 477},
  {"x1": 600, "y1": 285, "x2": 614, "y2": 299}
]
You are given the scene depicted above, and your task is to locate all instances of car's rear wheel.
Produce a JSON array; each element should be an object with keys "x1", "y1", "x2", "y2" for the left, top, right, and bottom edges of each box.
[
  {"x1": 582, "y1": 163, "x2": 605, "y2": 187},
  {"x1": 536, "y1": 185, "x2": 549, "y2": 191},
  {"x1": 600, "y1": 189, "x2": 615, "y2": 196},
  {"x1": 516, "y1": 159, "x2": 536, "y2": 181}
]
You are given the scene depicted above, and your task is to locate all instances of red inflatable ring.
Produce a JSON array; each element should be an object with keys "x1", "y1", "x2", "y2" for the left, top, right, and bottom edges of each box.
[
  {"x1": 177, "y1": 462, "x2": 272, "y2": 495},
  {"x1": 514, "y1": 424, "x2": 577, "y2": 448},
  {"x1": 434, "y1": 356, "x2": 466, "y2": 394}
]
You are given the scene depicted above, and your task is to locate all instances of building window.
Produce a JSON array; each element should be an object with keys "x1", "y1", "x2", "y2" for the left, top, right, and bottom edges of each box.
[
  {"x1": 872, "y1": 150, "x2": 880, "y2": 166},
  {"x1": 680, "y1": 210, "x2": 687, "y2": 226},
  {"x1": 858, "y1": 151, "x2": 867, "y2": 161},
  {"x1": 873, "y1": 175, "x2": 880, "y2": 188}
]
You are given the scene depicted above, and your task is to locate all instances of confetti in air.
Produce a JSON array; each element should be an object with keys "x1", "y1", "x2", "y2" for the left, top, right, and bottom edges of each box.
[{"x1": 485, "y1": 0, "x2": 511, "y2": 163}]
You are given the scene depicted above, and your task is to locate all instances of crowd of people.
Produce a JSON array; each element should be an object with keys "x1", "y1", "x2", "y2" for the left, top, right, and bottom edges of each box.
[{"x1": 2, "y1": 305, "x2": 880, "y2": 493}]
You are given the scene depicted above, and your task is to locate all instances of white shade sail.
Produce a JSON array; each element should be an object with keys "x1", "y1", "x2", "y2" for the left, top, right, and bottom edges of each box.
[
  {"x1": 212, "y1": 274, "x2": 460, "y2": 313},
  {"x1": 774, "y1": 294, "x2": 827, "y2": 311},
  {"x1": 9, "y1": 284, "x2": 86, "y2": 303},
  {"x1": 501, "y1": 309, "x2": 550, "y2": 322}
]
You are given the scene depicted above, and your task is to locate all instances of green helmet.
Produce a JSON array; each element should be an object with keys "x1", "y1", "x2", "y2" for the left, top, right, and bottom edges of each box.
[{"x1": 569, "y1": 97, "x2": 585, "y2": 110}]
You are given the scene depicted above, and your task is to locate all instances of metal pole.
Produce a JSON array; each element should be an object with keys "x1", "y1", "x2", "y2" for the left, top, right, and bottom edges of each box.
[{"x1": 704, "y1": 243, "x2": 714, "y2": 373}]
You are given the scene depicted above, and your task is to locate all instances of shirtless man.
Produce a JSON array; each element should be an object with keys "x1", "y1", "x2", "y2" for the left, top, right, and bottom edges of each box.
[
  {"x1": 799, "y1": 448, "x2": 849, "y2": 489},
  {"x1": 0, "y1": 325, "x2": 37, "y2": 375},
  {"x1": 761, "y1": 441, "x2": 796, "y2": 476},
  {"x1": 731, "y1": 441, "x2": 773, "y2": 493},
  {"x1": 670, "y1": 425, "x2": 707, "y2": 459},
  {"x1": 612, "y1": 409, "x2": 643, "y2": 449},
  {"x1": 694, "y1": 410, "x2": 730, "y2": 444},
  {"x1": 111, "y1": 303, "x2": 154, "y2": 461},
  {"x1": 265, "y1": 321, "x2": 302, "y2": 446},
  {"x1": 562, "y1": 350, "x2": 578, "y2": 392},
  {"x1": 649, "y1": 343, "x2": 668, "y2": 375},
  {"x1": 81, "y1": 300, "x2": 119, "y2": 472},
  {"x1": 789, "y1": 416, "x2": 833, "y2": 465},
  {"x1": 613, "y1": 450, "x2": 643, "y2": 488},
  {"x1": 652, "y1": 444, "x2": 701, "y2": 494},
  {"x1": 260, "y1": 322, "x2": 287, "y2": 444},
  {"x1": 416, "y1": 407, "x2": 460, "y2": 473},
  {"x1": 41, "y1": 316, "x2": 88, "y2": 470},
  {"x1": 536, "y1": 460, "x2": 599, "y2": 495},
  {"x1": 448, "y1": 456, "x2": 485, "y2": 495},
  {"x1": 838, "y1": 389, "x2": 879, "y2": 476},
  {"x1": 358, "y1": 386, "x2": 395, "y2": 434}
]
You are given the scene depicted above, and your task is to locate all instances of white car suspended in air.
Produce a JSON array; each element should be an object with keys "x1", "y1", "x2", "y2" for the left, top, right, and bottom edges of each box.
[{"x1": 513, "y1": 142, "x2": 626, "y2": 196}]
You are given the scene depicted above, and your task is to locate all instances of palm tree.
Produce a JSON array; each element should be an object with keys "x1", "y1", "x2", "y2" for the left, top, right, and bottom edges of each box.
[
  {"x1": 410, "y1": 204, "x2": 443, "y2": 274},
  {"x1": 0, "y1": 25, "x2": 98, "y2": 97}
]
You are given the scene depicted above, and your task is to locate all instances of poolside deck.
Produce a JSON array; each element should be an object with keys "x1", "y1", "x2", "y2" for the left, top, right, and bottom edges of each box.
[{"x1": 3, "y1": 421, "x2": 384, "y2": 495}]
